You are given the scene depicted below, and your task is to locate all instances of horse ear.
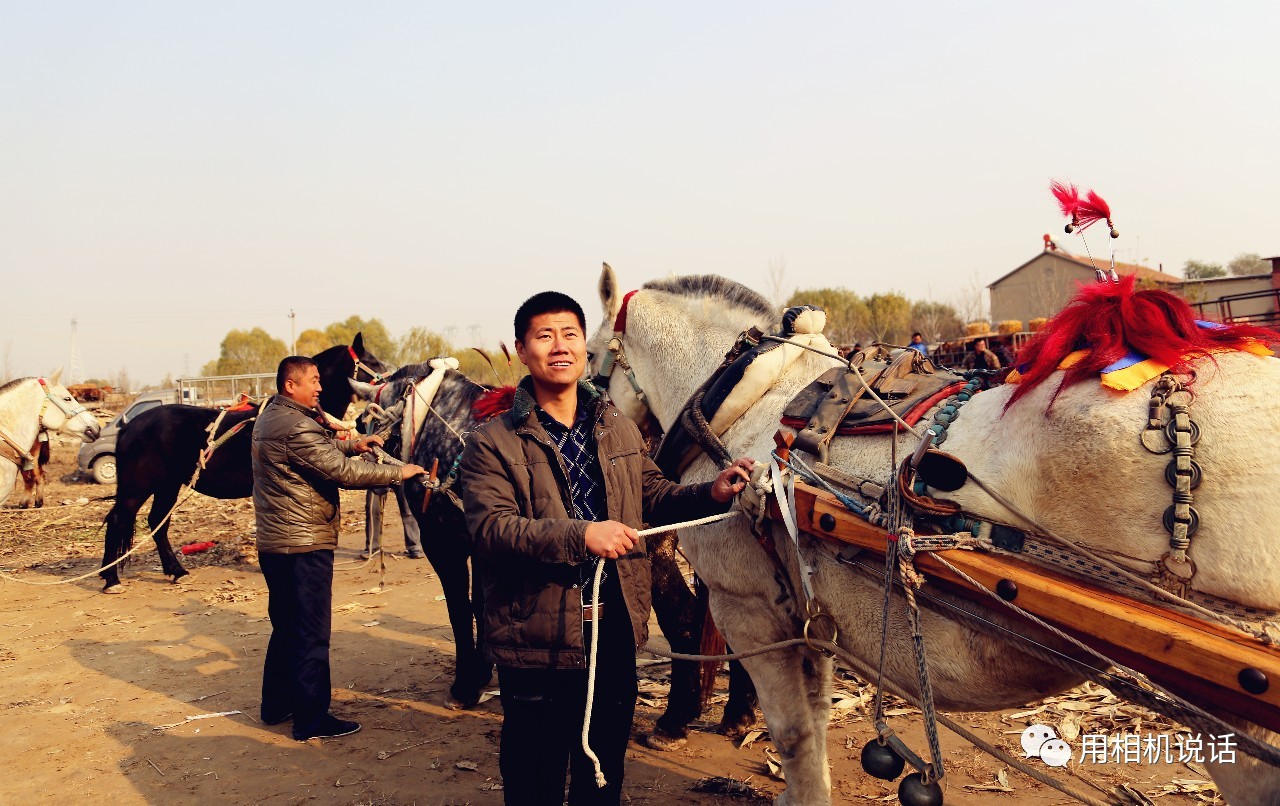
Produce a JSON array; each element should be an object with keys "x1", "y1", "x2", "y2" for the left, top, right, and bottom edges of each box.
[
  {"x1": 352, "y1": 332, "x2": 365, "y2": 354},
  {"x1": 349, "y1": 379, "x2": 377, "y2": 400},
  {"x1": 599, "y1": 263, "x2": 622, "y2": 324},
  {"x1": 49, "y1": 368, "x2": 63, "y2": 384}
]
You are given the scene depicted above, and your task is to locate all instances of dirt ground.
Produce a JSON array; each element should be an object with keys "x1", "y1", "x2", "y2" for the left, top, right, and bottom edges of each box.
[{"x1": 0, "y1": 446, "x2": 1226, "y2": 805}]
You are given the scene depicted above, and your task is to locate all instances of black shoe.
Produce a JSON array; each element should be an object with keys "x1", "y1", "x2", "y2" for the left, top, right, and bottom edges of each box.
[
  {"x1": 406, "y1": 548, "x2": 424, "y2": 559},
  {"x1": 294, "y1": 714, "x2": 361, "y2": 741},
  {"x1": 261, "y1": 711, "x2": 292, "y2": 726}
]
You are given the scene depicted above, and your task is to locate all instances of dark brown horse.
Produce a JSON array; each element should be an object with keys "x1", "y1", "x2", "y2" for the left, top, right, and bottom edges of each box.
[{"x1": 98, "y1": 335, "x2": 390, "y2": 591}]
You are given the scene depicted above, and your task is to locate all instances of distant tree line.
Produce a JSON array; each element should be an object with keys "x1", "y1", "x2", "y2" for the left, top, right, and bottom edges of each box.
[
  {"x1": 784, "y1": 289, "x2": 966, "y2": 347},
  {"x1": 199, "y1": 315, "x2": 524, "y2": 385},
  {"x1": 1183, "y1": 252, "x2": 1268, "y2": 280}
]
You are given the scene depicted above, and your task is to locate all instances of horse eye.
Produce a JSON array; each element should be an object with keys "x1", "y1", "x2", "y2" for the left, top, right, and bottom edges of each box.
[{"x1": 587, "y1": 351, "x2": 596, "y2": 363}]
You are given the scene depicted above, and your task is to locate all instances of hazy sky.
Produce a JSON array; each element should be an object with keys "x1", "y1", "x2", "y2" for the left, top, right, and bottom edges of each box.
[{"x1": 3, "y1": 2, "x2": 1276, "y2": 385}]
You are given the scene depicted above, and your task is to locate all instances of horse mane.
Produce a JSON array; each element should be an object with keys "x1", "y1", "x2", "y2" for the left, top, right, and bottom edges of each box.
[
  {"x1": 642, "y1": 275, "x2": 775, "y2": 320},
  {"x1": 0, "y1": 377, "x2": 33, "y2": 396},
  {"x1": 1008, "y1": 274, "x2": 1280, "y2": 408}
]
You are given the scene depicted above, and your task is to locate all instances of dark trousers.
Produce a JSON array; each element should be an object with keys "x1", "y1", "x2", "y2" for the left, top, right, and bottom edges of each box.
[
  {"x1": 496, "y1": 583, "x2": 637, "y2": 806},
  {"x1": 365, "y1": 484, "x2": 423, "y2": 553},
  {"x1": 260, "y1": 549, "x2": 334, "y2": 738}
]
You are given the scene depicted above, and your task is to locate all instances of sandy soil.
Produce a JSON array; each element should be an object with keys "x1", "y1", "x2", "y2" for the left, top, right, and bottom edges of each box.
[{"x1": 0, "y1": 447, "x2": 1225, "y2": 805}]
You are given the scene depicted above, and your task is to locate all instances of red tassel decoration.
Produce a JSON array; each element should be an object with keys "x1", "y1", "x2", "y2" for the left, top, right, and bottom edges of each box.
[
  {"x1": 472, "y1": 385, "x2": 517, "y2": 420},
  {"x1": 1007, "y1": 274, "x2": 1280, "y2": 410},
  {"x1": 1075, "y1": 189, "x2": 1119, "y2": 238}
]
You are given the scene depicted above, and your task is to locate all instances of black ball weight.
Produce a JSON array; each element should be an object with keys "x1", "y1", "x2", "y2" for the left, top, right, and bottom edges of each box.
[
  {"x1": 898, "y1": 772, "x2": 944, "y2": 806},
  {"x1": 860, "y1": 739, "x2": 905, "y2": 780}
]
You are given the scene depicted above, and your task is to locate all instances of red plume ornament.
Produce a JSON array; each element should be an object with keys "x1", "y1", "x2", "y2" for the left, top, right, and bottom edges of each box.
[
  {"x1": 1050, "y1": 180, "x2": 1081, "y2": 233},
  {"x1": 1074, "y1": 189, "x2": 1119, "y2": 238},
  {"x1": 472, "y1": 385, "x2": 517, "y2": 421}
]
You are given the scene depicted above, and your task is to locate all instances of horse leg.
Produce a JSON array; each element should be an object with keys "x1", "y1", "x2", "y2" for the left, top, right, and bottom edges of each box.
[
  {"x1": 18, "y1": 468, "x2": 34, "y2": 509},
  {"x1": 33, "y1": 441, "x2": 48, "y2": 508},
  {"x1": 717, "y1": 660, "x2": 760, "y2": 739},
  {"x1": 645, "y1": 532, "x2": 704, "y2": 749},
  {"x1": 422, "y1": 517, "x2": 488, "y2": 707},
  {"x1": 688, "y1": 532, "x2": 833, "y2": 805},
  {"x1": 147, "y1": 486, "x2": 189, "y2": 582},
  {"x1": 101, "y1": 497, "x2": 145, "y2": 591},
  {"x1": 732, "y1": 628, "x2": 833, "y2": 806},
  {"x1": 32, "y1": 464, "x2": 44, "y2": 508},
  {"x1": 469, "y1": 553, "x2": 493, "y2": 690},
  {"x1": 1206, "y1": 722, "x2": 1280, "y2": 806}
]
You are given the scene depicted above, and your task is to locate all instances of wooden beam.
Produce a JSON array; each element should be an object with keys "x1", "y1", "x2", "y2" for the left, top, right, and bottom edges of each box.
[{"x1": 776, "y1": 480, "x2": 1280, "y2": 734}]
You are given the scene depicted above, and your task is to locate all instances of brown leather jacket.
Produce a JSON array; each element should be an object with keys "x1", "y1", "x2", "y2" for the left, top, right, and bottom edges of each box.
[
  {"x1": 252, "y1": 395, "x2": 401, "y2": 554},
  {"x1": 461, "y1": 379, "x2": 725, "y2": 669}
]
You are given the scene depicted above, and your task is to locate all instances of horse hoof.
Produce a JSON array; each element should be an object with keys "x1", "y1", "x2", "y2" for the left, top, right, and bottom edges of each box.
[
  {"x1": 641, "y1": 732, "x2": 687, "y2": 751},
  {"x1": 447, "y1": 693, "x2": 482, "y2": 710},
  {"x1": 102, "y1": 584, "x2": 126, "y2": 595},
  {"x1": 716, "y1": 715, "x2": 759, "y2": 740}
]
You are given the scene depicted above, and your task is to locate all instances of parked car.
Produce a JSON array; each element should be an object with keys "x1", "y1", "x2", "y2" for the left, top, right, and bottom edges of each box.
[
  {"x1": 77, "y1": 389, "x2": 183, "y2": 483},
  {"x1": 77, "y1": 372, "x2": 276, "y2": 484}
]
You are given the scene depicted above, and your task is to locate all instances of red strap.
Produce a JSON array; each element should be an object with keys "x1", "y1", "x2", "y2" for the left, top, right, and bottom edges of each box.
[
  {"x1": 347, "y1": 346, "x2": 359, "y2": 362},
  {"x1": 613, "y1": 290, "x2": 640, "y2": 333}
]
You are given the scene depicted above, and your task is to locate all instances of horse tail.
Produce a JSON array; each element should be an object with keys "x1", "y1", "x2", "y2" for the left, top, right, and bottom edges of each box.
[{"x1": 696, "y1": 576, "x2": 725, "y2": 709}]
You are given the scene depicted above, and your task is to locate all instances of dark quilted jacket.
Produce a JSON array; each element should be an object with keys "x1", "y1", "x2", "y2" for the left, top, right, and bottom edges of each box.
[
  {"x1": 461, "y1": 379, "x2": 726, "y2": 668},
  {"x1": 252, "y1": 395, "x2": 401, "y2": 554}
]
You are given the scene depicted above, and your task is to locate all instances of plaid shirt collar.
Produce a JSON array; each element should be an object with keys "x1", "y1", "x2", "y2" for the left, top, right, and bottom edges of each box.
[{"x1": 533, "y1": 390, "x2": 606, "y2": 523}]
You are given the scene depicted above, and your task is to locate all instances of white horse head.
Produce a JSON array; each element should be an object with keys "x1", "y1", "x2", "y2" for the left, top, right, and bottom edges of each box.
[
  {"x1": 0, "y1": 375, "x2": 101, "y2": 503},
  {"x1": 589, "y1": 266, "x2": 1280, "y2": 805},
  {"x1": 38, "y1": 375, "x2": 101, "y2": 443}
]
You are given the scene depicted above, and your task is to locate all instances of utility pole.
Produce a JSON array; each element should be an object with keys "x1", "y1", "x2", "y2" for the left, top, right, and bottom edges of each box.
[{"x1": 290, "y1": 309, "x2": 297, "y2": 355}]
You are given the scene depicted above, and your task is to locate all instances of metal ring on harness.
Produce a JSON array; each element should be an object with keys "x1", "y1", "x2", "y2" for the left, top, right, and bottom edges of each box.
[{"x1": 802, "y1": 604, "x2": 839, "y2": 654}]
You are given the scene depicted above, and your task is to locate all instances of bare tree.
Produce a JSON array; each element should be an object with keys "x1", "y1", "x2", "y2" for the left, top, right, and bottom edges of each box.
[
  {"x1": 766, "y1": 255, "x2": 789, "y2": 311},
  {"x1": 1029, "y1": 264, "x2": 1073, "y2": 319},
  {"x1": 954, "y1": 271, "x2": 990, "y2": 325},
  {"x1": 112, "y1": 368, "x2": 134, "y2": 395}
]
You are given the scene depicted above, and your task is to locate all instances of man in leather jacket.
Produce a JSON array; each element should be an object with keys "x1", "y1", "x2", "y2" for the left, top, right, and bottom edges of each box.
[
  {"x1": 462, "y1": 292, "x2": 753, "y2": 805},
  {"x1": 252, "y1": 355, "x2": 424, "y2": 741}
]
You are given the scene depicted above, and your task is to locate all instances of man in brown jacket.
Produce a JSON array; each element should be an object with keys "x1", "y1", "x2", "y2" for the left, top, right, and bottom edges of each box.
[
  {"x1": 462, "y1": 292, "x2": 752, "y2": 805},
  {"x1": 252, "y1": 355, "x2": 424, "y2": 741}
]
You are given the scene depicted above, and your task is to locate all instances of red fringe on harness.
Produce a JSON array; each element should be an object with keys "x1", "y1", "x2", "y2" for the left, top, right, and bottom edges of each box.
[
  {"x1": 472, "y1": 386, "x2": 517, "y2": 421},
  {"x1": 1007, "y1": 274, "x2": 1280, "y2": 409}
]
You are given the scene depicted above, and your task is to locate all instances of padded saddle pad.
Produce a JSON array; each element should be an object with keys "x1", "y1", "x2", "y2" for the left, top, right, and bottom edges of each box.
[{"x1": 781, "y1": 357, "x2": 966, "y2": 437}]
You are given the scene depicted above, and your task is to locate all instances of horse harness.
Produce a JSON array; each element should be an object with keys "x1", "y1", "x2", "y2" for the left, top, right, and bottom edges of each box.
[
  {"x1": 347, "y1": 345, "x2": 386, "y2": 383},
  {"x1": 0, "y1": 378, "x2": 92, "y2": 470}
]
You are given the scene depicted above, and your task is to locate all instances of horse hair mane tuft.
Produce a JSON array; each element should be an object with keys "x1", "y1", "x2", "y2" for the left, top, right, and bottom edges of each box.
[
  {"x1": 1008, "y1": 274, "x2": 1280, "y2": 409},
  {"x1": 471, "y1": 386, "x2": 518, "y2": 421}
]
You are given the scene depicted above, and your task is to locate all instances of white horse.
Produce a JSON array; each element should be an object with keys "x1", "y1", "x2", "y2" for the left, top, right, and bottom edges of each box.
[
  {"x1": 587, "y1": 265, "x2": 1280, "y2": 805},
  {"x1": 0, "y1": 371, "x2": 101, "y2": 505}
]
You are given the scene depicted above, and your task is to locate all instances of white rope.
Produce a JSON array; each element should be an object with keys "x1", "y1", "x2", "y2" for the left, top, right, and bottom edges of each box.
[{"x1": 580, "y1": 509, "x2": 742, "y2": 787}]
